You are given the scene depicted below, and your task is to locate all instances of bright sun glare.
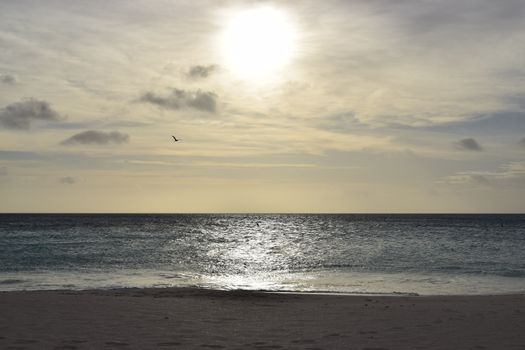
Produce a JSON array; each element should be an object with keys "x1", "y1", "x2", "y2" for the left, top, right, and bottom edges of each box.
[{"x1": 221, "y1": 7, "x2": 296, "y2": 80}]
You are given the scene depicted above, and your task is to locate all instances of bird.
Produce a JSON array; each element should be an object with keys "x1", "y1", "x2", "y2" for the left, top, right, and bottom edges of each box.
[{"x1": 172, "y1": 135, "x2": 180, "y2": 142}]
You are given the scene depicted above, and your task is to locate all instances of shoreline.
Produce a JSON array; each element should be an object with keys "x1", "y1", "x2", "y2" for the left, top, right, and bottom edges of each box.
[
  {"x1": 3, "y1": 284, "x2": 524, "y2": 297},
  {"x1": 4, "y1": 268, "x2": 525, "y2": 296},
  {"x1": 5, "y1": 283, "x2": 525, "y2": 297},
  {"x1": 1, "y1": 287, "x2": 524, "y2": 349},
  {"x1": 0, "y1": 285, "x2": 421, "y2": 297}
]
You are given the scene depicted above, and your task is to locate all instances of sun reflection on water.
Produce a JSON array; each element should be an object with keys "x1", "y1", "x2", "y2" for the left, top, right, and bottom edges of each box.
[{"x1": 196, "y1": 217, "x2": 309, "y2": 289}]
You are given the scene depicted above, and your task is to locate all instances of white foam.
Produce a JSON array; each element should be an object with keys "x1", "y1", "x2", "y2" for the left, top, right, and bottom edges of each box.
[{"x1": 3, "y1": 269, "x2": 525, "y2": 295}]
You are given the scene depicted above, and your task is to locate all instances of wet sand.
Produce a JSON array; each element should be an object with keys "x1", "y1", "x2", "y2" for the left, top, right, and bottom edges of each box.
[{"x1": 1, "y1": 288, "x2": 524, "y2": 349}]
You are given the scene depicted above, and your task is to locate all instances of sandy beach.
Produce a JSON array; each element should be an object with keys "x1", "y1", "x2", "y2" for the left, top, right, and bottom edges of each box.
[{"x1": 0, "y1": 288, "x2": 524, "y2": 349}]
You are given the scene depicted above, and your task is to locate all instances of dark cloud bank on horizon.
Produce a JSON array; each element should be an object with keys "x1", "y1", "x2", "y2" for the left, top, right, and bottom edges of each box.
[
  {"x1": 61, "y1": 130, "x2": 129, "y2": 145},
  {"x1": 0, "y1": 99, "x2": 62, "y2": 129},
  {"x1": 139, "y1": 88, "x2": 217, "y2": 113}
]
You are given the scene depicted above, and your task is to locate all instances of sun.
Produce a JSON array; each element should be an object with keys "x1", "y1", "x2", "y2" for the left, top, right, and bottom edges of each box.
[{"x1": 221, "y1": 7, "x2": 296, "y2": 80}]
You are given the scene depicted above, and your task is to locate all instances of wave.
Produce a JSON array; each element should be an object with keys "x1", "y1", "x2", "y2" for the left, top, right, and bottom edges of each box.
[{"x1": 0, "y1": 279, "x2": 24, "y2": 285}]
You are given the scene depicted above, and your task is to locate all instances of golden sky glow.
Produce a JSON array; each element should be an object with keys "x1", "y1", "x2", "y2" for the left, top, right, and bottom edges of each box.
[{"x1": 1, "y1": 0, "x2": 525, "y2": 213}]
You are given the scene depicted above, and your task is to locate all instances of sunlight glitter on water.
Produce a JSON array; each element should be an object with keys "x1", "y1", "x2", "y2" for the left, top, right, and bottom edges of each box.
[{"x1": 2, "y1": 214, "x2": 525, "y2": 295}]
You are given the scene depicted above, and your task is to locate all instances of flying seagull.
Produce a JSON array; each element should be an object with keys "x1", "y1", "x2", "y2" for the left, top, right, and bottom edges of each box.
[{"x1": 172, "y1": 135, "x2": 180, "y2": 142}]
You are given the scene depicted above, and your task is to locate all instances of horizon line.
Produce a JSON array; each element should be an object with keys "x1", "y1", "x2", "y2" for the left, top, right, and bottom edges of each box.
[{"x1": 1, "y1": 212, "x2": 524, "y2": 215}]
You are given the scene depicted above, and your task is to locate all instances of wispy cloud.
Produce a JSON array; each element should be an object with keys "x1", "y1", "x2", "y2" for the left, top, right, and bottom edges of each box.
[
  {"x1": 422, "y1": 111, "x2": 525, "y2": 134},
  {"x1": 447, "y1": 161, "x2": 525, "y2": 188},
  {"x1": 317, "y1": 112, "x2": 370, "y2": 133},
  {"x1": 0, "y1": 99, "x2": 63, "y2": 129},
  {"x1": 455, "y1": 138, "x2": 483, "y2": 151},
  {"x1": 0, "y1": 150, "x2": 44, "y2": 161},
  {"x1": 294, "y1": 0, "x2": 525, "y2": 127},
  {"x1": 139, "y1": 88, "x2": 217, "y2": 113},
  {"x1": 1, "y1": 0, "x2": 525, "y2": 212},
  {"x1": 61, "y1": 130, "x2": 129, "y2": 145},
  {"x1": 192, "y1": 161, "x2": 317, "y2": 169}
]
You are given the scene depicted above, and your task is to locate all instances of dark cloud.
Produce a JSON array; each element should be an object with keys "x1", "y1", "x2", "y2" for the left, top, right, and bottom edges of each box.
[
  {"x1": 61, "y1": 130, "x2": 129, "y2": 145},
  {"x1": 186, "y1": 65, "x2": 218, "y2": 79},
  {"x1": 0, "y1": 74, "x2": 16, "y2": 85},
  {"x1": 139, "y1": 88, "x2": 217, "y2": 113},
  {"x1": 455, "y1": 138, "x2": 483, "y2": 151},
  {"x1": 59, "y1": 176, "x2": 76, "y2": 184},
  {"x1": 0, "y1": 98, "x2": 62, "y2": 129}
]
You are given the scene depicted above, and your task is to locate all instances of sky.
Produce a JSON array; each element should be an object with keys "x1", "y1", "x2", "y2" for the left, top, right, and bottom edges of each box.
[{"x1": 1, "y1": 0, "x2": 525, "y2": 213}]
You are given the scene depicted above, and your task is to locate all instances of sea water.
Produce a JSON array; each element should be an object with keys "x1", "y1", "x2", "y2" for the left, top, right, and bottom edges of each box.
[{"x1": 1, "y1": 214, "x2": 525, "y2": 295}]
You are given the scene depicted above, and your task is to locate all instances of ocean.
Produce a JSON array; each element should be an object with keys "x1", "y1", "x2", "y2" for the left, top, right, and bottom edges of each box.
[{"x1": 1, "y1": 214, "x2": 525, "y2": 295}]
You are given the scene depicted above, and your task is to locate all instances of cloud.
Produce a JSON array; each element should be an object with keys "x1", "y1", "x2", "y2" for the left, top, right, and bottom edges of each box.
[
  {"x1": 422, "y1": 111, "x2": 525, "y2": 134},
  {"x1": 0, "y1": 74, "x2": 16, "y2": 85},
  {"x1": 317, "y1": 112, "x2": 370, "y2": 133},
  {"x1": 447, "y1": 161, "x2": 525, "y2": 188},
  {"x1": 0, "y1": 150, "x2": 45, "y2": 161},
  {"x1": 455, "y1": 138, "x2": 482, "y2": 151},
  {"x1": 520, "y1": 137, "x2": 525, "y2": 148},
  {"x1": 61, "y1": 130, "x2": 129, "y2": 145},
  {"x1": 139, "y1": 88, "x2": 217, "y2": 113},
  {"x1": 506, "y1": 94, "x2": 525, "y2": 110},
  {"x1": 447, "y1": 173, "x2": 493, "y2": 187},
  {"x1": 468, "y1": 174, "x2": 492, "y2": 186},
  {"x1": 186, "y1": 65, "x2": 218, "y2": 79},
  {"x1": 0, "y1": 99, "x2": 62, "y2": 129},
  {"x1": 59, "y1": 176, "x2": 76, "y2": 184},
  {"x1": 0, "y1": 166, "x2": 7, "y2": 176}
]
